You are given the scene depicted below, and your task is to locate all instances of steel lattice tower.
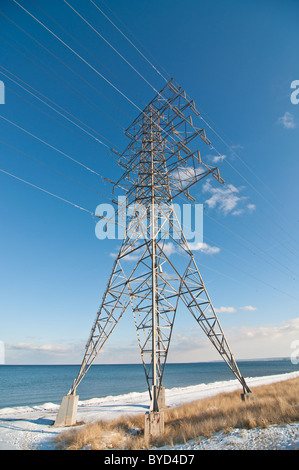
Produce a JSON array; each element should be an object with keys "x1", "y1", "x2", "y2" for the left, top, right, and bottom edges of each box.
[{"x1": 54, "y1": 79, "x2": 252, "y2": 430}]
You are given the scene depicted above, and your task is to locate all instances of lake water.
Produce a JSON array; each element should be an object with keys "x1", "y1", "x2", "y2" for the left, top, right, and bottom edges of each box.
[{"x1": 0, "y1": 359, "x2": 297, "y2": 409}]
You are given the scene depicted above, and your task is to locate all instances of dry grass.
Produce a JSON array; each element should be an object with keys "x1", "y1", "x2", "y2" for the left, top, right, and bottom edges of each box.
[{"x1": 54, "y1": 377, "x2": 299, "y2": 450}]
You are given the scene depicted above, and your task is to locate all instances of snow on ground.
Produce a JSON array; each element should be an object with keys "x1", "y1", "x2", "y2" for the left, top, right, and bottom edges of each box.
[
  {"x1": 0, "y1": 371, "x2": 298, "y2": 450},
  {"x1": 157, "y1": 423, "x2": 299, "y2": 451}
]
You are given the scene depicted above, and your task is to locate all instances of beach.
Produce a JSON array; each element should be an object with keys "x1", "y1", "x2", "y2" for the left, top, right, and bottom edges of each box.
[{"x1": 0, "y1": 370, "x2": 298, "y2": 450}]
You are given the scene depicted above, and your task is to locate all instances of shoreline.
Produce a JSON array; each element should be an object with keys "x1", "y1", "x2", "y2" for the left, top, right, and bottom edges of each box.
[
  {"x1": 0, "y1": 358, "x2": 297, "y2": 410},
  {"x1": 0, "y1": 370, "x2": 298, "y2": 450}
]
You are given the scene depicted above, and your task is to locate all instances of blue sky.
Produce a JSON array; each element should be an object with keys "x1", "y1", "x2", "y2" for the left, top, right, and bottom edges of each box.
[{"x1": 0, "y1": 0, "x2": 298, "y2": 365}]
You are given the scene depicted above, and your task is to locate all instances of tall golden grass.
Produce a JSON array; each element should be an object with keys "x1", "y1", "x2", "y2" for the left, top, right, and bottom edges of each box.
[{"x1": 54, "y1": 377, "x2": 299, "y2": 450}]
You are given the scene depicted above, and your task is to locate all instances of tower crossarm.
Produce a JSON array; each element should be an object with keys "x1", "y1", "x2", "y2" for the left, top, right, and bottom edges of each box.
[{"x1": 112, "y1": 79, "x2": 225, "y2": 205}]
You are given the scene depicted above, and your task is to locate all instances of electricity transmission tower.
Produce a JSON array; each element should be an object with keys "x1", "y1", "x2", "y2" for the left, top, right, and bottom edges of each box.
[{"x1": 55, "y1": 79, "x2": 252, "y2": 432}]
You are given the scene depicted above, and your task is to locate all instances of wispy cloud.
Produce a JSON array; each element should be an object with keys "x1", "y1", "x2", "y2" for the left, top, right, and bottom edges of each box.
[
  {"x1": 110, "y1": 241, "x2": 177, "y2": 260},
  {"x1": 202, "y1": 180, "x2": 245, "y2": 215},
  {"x1": 231, "y1": 204, "x2": 256, "y2": 216},
  {"x1": 278, "y1": 111, "x2": 296, "y2": 129},
  {"x1": 214, "y1": 306, "x2": 237, "y2": 313},
  {"x1": 188, "y1": 241, "x2": 220, "y2": 255},
  {"x1": 231, "y1": 144, "x2": 244, "y2": 151},
  {"x1": 247, "y1": 204, "x2": 256, "y2": 212},
  {"x1": 109, "y1": 251, "x2": 140, "y2": 261},
  {"x1": 202, "y1": 180, "x2": 256, "y2": 216},
  {"x1": 11, "y1": 342, "x2": 70, "y2": 355},
  {"x1": 171, "y1": 165, "x2": 206, "y2": 186},
  {"x1": 169, "y1": 316, "x2": 299, "y2": 362},
  {"x1": 215, "y1": 305, "x2": 257, "y2": 313},
  {"x1": 162, "y1": 242, "x2": 177, "y2": 257},
  {"x1": 231, "y1": 209, "x2": 244, "y2": 216},
  {"x1": 109, "y1": 241, "x2": 141, "y2": 261},
  {"x1": 236, "y1": 317, "x2": 299, "y2": 342},
  {"x1": 207, "y1": 154, "x2": 227, "y2": 164}
]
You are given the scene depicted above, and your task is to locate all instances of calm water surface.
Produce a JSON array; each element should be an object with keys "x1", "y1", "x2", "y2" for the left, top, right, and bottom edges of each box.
[{"x1": 0, "y1": 359, "x2": 297, "y2": 409}]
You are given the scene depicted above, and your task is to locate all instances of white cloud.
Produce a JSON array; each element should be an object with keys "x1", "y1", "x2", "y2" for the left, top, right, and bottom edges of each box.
[
  {"x1": 207, "y1": 154, "x2": 227, "y2": 164},
  {"x1": 247, "y1": 204, "x2": 256, "y2": 212},
  {"x1": 231, "y1": 209, "x2": 244, "y2": 216},
  {"x1": 166, "y1": 316, "x2": 299, "y2": 363},
  {"x1": 163, "y1": 242, "x2": 177, "y2": 256},
  {"x1": 236, "y1": 317, "x2": 299, "y2": 342},
  {"x1": 188, "y1": 241, "x2": 220, "y2": 255},
  {"x1": 11, "y1": 342, "x2": 70, "y2": 355},
  {"x1": 202, "y1": 180, "x2": 245, "y2": 215},
  {"x1": 109, "y1": 251, "x2": 140, "y2": 261},
  {"x1": 171, "y1": 165, "x2": 206, "y2": 185},
  {"x1": 214, "y1": 306, "x2": 237, "y2": 313},
  {"x1": 202, "y1": 180, "x2": 256, "y2": 216},
  {"x1": 278, "y1": 112, "x2": 296, "y2": 129},
  {"x1": 110, "y1": 242, "x2": 177, "y2": 260},
  {"x1": 231, "y1": 144, "x2": 244, "y2": 150},
  {"x1": 214, "y1": 305, "x2": 257, "y2": 313}
]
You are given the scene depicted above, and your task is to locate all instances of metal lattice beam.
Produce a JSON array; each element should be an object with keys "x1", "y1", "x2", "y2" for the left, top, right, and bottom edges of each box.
[{"x1": 66, "y1": 79, "x2": 251, "y2": 411}]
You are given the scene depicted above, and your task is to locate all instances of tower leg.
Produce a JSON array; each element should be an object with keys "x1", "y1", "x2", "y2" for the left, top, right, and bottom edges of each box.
[
  {"x1": 54, "y1": 394, "x2": 79, "y2": 427},
  {"x1": 149, "y1": 385, "x2": 166, "y2": 411},
  {"x1": 54, "y1": 242, "x2": 135, "y2": 426},
  {"x1": 179, "y1": 254, "x2": 252, "y2": 395}
]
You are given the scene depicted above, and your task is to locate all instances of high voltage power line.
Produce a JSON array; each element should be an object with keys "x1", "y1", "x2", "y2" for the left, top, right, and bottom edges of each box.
[
  {"x1": 11, "y1": 0, "x2": 194, "y2": 149},
  {"x1": 12, "y1": 0, "x2": 145, "y2": 114},
  {"x1": 0, "y1": 10, "x2": 134, "y2": 122},
  {"x1": 0, "y1": 1, "x2": 296, "y2": 434},
  {"x1": 82, "y1": 0, "x2": 299, "y2": 242},
  {"x1": 0, "y1": 66, "x2": 119, "y2": 150},
  {"x1": 0, "y1": 167, "x2": 94, "y2": 216},
  {"x1": 0, "y1": 0, "x2": 298, "y2": 250},
  {"x1": 0, "y1": 0, "x2": 297, "y2": 297},
  {"x1": 0, "y1": 114, "x2": 103, "y2": 177},
  {"x1": 61, "y1": 0, "x2": 299, "y2": 250}
]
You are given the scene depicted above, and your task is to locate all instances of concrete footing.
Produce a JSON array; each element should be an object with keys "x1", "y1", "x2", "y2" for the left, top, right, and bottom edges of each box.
[
  {"x1": 241, "y1": 392, "x2": 254, "y2": 402},
  {"x1": 144, "y1": 411, "x2": 164, "y2": 439},
  {"x1": 158, "y1": 386, "x2": 166, "y2": 410},
  {"x1": 54, "y1": 394, "x2": 79, "y2": 427}
]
